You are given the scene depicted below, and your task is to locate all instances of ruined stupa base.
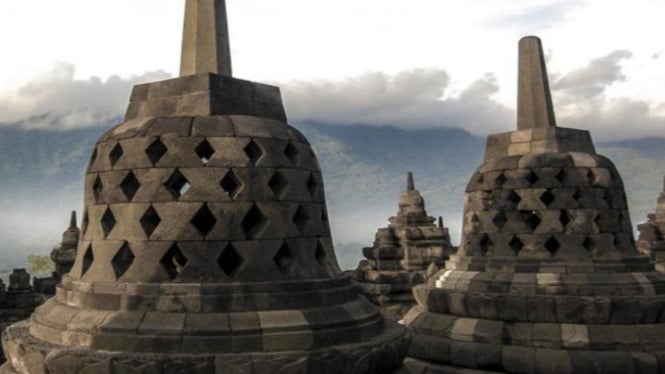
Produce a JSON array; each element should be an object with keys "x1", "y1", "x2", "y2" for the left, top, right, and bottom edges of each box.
[{"x1": 2, "y1": 320, "x2": 407, "y2": 374}]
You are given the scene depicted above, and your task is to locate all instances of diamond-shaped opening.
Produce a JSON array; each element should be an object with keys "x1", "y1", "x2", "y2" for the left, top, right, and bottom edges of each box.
[
  {"x1": 572, "y1": 189, "x2": 582, "y2": 202},
  {"x1": 242, "y1": 204, "x2": 268, "y2": 239},
  {"x1": 587, "y1": 169, "x2": 595, "y2": 185},
  {"x1": 544, "y1": 236, "x2": 561, "y2": 256},
  {"x1": 268, "y1": 172, "x2": 289, "y2": 198},
  {"x1": 582, "y1": 236, "x2": 597, "y2": 254},
  {"x1": 244, "y1": 140, "x2": 263, "y2": 165},
  {"x1": 101, "y1": 207, "x2": 116, "y2": 238},
  {"x1": 321, "y1": 208, "x2": 329, "y2": 226},
  {"x1": 274, "y1": 242, "x2": 296, "y2": 269},
  {"x1": 196, "y1": 139, "x2": 215, "y2": 165},
  {"x1": 284, "y1": 143, "x2": 299, "y2": 165},
  {"x1": 559, "y1": 210, "x2": 571, "y2": 229},
  {"x1": 81, "y1": 244, "x2": 94, "y2": 276},
  {"x1": 540, "y1": 189, "x2": 555, "y2": 207},
  {"x1": 315, "y1": 241, "x2": 327, "y2": 265},
  {"x1": 160, "y1": 243, "x2": 188, "y2": 280},
  {"x1": 109, "y1": 143, "x2": 124, "y2": 166},
  {"x1": 140, "y1": 205, "x2": 161, "y2": 238},
  {"x1": 293, "y1": 205, "x2": 309, "y2": 234},
  {"x1": 492, "y1": 211, "x2": 507, "y2": 230},
  {"x1": 218, "y1": 244, "x2": 243, "y2": 277},
  {"x1": 306, "y1": 173, "x2": 318, "y2": 198},
  {"x1": 509, "y1": 236, "x2": 523, "y2": 255},
  {"x1": 93, "y1": 175, "x2": 103, "y2": 202},
  {"x1": 525, "y1": 170, "x2": 539, "y2": 186},
  {"x1": 220, "y1": 170, "x2": 241, "y2": 199},
  {"x1": 120, "y1": 171, "x2": 141, "y2": 201},
  {"x1": 520, "y1": 210, "x2": 541, "y2": 231},
  {"x1": 476, "y1": 173, "x2": 485, "y2": 185},
  {"x1": 555, "y1": 169, "x2": 566, "y2": 184},
  {"x1": 164, "y1": 169, "x2": 191, "y2": 199},
  {"x1": 81, "y1": 209, "x2": 89, "y2": 235},
  {"x1": 479, "y1": 234, "x2": 492, "y2": 255},
  {"x1": 190, "y1": 203, "x2": 217, "y2": 237},
  {"x1": 507, "y1": 190, "x2": 521, "y2": 206},
  {"x1": 146, "y1": 138, "x2": 168, "y2": 166},
  {"x1": 495, "y1": 173, "x2": 507, "y2": 188},
  {"x1": 111, "y1": 242, "x2": 135, "y2": 280},
  {"x1": 603, "y1": 190, "x2": 614, "y2": 208}
]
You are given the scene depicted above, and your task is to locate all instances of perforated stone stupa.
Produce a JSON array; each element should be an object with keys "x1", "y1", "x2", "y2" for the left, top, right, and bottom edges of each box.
[
  {"x1": 0, "y1": 1, "x2": 407, "y2": 372},
  {"x1": 637, "y1": 177, "x2": 665, "y2": 272},
  {"x1": 403, "y1": 36, "x2": 665, "y2": 373},
  {"x1": 353, "y1": 172, "x2": 453, "y2": 321}
]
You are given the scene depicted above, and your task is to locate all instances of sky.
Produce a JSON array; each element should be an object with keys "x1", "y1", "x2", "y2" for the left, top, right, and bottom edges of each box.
[{"x1": 0, "y1": 0, "x2": 664, "y2": 138}]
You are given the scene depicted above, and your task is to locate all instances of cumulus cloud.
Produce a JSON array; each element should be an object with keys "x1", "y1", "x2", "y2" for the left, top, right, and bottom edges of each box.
[
  {"x1": 0, "y1": 63, "x2": 170, "y2": 130},
  {"x1": 552, "y1": 50, "x2": 633, "y2": 102},
  {"x1": 282, "y1": 69, "x2": 513, "y2": 135},
  {"x1": 551, "y1": 50, "x2": 665, "y2": 140}
]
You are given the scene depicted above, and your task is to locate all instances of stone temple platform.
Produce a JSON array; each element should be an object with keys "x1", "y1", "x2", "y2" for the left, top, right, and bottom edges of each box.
[
  {"x1": 353, "y1": 172, "x2": 454, "y2": 321},
  {"x1": 637, "y1": 177, "x2": 665, "y2": 273},
  {"x1": 403, "y1": 36, "x2": 665, "y2": 373},
  {"x1": 0, "y1": 1, "x2": 407, "y2": 372}
]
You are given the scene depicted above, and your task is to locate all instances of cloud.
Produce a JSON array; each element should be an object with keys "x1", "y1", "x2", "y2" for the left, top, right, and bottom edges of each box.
[
  {"x1": 552, "y1": 50, "x2": 633, "y2": 102},
  {"x1": 282, "y1": 69, "x2": 513, "y2": 135},
  {"x1": 0, "y1": 63, "x2": 170, "y2": 130},
  {"x1": 550, "y1": 50, "x2": 665, "y2": 140}
]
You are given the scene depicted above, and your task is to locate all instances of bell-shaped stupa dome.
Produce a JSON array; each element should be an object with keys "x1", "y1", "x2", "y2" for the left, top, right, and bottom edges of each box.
[{"x1": 1, "y1": 1, "x2": 407, "y2": 372}]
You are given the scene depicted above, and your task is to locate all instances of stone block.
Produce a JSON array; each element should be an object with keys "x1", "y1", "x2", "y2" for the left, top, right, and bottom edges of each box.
[
  {"x1": 502, "y1": 346, "x2": 535, "y2": 374},
  {"x1": 532, "y1": 323, "x2": 561, "y2": 348},
  {"x1": 138, "y1": 312, "x2": 185, "y2": 335},
  {"x1": 535, "y1": 348, "x2": 572, "y2": 374}
]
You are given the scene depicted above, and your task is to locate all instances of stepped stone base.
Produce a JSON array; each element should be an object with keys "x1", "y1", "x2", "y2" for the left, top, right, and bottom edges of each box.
[{"x1": 1, "y1": 320, "x2": 408, "y2": 374}]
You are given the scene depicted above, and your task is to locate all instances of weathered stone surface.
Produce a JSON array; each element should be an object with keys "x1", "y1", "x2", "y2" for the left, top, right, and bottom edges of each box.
[
  {"x1": 0, "y1": 1, "x2": 407, "y2": 372},
  {"x1": 403, "y1": 36, "x2": 665, "y2": 374},
  {"x1": 352, "y1": 172, "x2": 455, "y2": 321}
]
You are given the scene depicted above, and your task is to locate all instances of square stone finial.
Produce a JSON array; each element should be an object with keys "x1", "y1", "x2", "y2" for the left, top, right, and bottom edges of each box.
[
  {"x1": 180, "y1": 0, "x2": 232, "y2": 77},
  {"x1": 517, "y1": 36, "x2": 557, "y2": 130}
]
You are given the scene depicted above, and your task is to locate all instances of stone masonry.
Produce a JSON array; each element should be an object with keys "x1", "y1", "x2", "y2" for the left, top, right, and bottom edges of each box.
[
  {"x1": 403, "y1": 36, "x2": 665, "y2": 373},
  {"x1": 353, "y1": 172, "x2": 453, "y2": 321},
  {"x1": 0, "y1": 1, "x2": 407, "y2": 373},
  {"x1": 637, "y1": 177, "x2": 665, "y2": 272},
  {"x1": 0, "y1": 270, "x2": 42, "y2": 365}
]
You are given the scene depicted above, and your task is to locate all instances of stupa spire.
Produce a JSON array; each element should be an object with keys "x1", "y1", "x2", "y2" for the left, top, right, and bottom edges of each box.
[
  {"x1": 180, "y1": 0, "x2": 232, "y2": 76},
  {"x1": 68, "y1": 210, "x2": 77, "y2": 228},
  {"x1": 517, "y1": 36, "x2": 556, "y2": 130},
  {"x1": 406, "y1": 171, "x2": 415, "y2": 191}
]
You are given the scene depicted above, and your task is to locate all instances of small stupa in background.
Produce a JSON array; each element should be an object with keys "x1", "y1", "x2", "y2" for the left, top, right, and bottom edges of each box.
[
  {"x1": 637, "y1": 176, "x2": 665, "y2": 272},
  {"x1": 353, "y1": 172, "x2": 454, "y2": 320}
]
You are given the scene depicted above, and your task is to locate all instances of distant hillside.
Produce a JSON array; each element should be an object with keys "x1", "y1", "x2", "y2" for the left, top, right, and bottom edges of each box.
[{"x1": 0, "y1": 121, "x2": 664, "y2": 271}]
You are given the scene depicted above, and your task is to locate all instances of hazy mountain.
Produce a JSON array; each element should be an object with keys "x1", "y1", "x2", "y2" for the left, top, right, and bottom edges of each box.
[{"x1": 0, "y1": 120, "x2": 664, "y2": 271}]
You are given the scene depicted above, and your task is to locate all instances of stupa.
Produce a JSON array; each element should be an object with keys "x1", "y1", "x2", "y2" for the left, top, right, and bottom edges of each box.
[
  {"x1": 353, "y1": 172, "x2": 453, "y2": 320},
  {"x1": 35, "y1": 212, "x2": 81, "y2": 295},
  {"x1": 403, "y1": 36, "x2": 665, "y2": 373},
  {"x1": 637, "y1": 178, "x2": 665, "y2": 272},
  {"x1": 0, "y1": 1, "x2": 407, "y2": 372},
  {"x1": 50, "y1": 211, "x2": 80, "y2": 277}
]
